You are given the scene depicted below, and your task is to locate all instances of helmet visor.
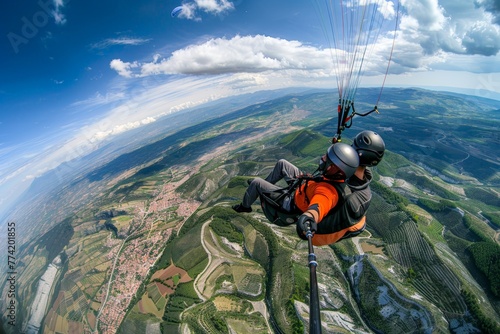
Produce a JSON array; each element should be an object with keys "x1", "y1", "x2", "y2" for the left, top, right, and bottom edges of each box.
[{"x1": 322, "y1": 155, "x2": 345, "y2": 179}]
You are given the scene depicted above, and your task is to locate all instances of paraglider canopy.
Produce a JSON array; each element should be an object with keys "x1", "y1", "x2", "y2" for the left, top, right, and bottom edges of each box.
[{"x1": 171, "y1": 6, "x2": 183, "y2": 18}]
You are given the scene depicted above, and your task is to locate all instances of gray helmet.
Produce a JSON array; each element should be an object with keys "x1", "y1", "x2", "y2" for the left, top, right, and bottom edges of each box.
[
  {"x1": 352, "y1": 130, "x2": 385, "y2": 166},
  {"x1": 323, "y1": 143, "x2": 359, "y2": 179}
]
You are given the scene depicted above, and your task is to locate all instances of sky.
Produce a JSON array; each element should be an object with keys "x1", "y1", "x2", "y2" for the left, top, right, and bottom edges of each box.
[{"x1": 1, "y1": 0, "x2": 499, "y2": 218}]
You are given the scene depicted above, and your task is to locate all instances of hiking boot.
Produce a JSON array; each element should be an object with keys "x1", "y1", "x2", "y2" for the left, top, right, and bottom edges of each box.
[{"x1": 232, "y1": 204, "x2": 252, "y2": 213}]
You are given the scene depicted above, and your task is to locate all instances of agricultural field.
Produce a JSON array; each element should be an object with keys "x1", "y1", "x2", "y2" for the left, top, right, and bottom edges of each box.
[
  {"x1": 41, "y1": 226, "x2": 115, "y2": 333},
  {"x1": 129, "y1": 264, "x2": 193, "y2": 320}
]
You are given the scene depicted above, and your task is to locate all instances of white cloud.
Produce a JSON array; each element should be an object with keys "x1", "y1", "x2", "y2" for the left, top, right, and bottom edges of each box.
[
  {"x1": 194, "y1": 0, "x2": 234, "y2": 14},
  {"x1": 111, "y1": 35, "x2": 335, "y2": 78},
  {"x1": 90, "y1": 37, "x2": 152, "y2": 49},
  {"x1": 175, "y1": 0, "x2": 235, "y2": 20},
  {"x1": 110, "y1": 59, "x2": 140, "y2": 78},
  {"x1": 462, "y1": 21, "x2": 500, "y2": 56},
  {"x1": 398, "y1": 0, "x2": 500, "y2": 56},
  {"x1": 176, "y1": 3, "x2": 198, "y2": 20},
  {"x1": 378, "y1": 0, "x2": 397, "y2": 19},
  {"x1": 401, "y1": 0, "x2": 446, "y2": 31},
  {"x1": 53, "y1": 0, "x2": 67, "y2": 25},
  {"x1": 223, "y1": 73, "x2": 270, "y2": 89},
  {"x1": 475, "y1": 0, "x2": 500, "y2": 24},
  {"x1": 113, "y1": 31, "x2": 462, "y2": 85},
  {"x1": 91, "y1": 117, "x2": 157, "y2": 141},
  {"x1": 71, "y1": 91, "x2": 126, "y2": 108}
]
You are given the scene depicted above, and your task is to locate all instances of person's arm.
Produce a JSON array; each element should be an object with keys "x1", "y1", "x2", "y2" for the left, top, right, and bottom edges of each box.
[
  {"x1": 296, "y1": 184, "x2": 338, "y2": 239},
  {"x1": 304, "y1": 184, "x2": 339, "y2": 223}
]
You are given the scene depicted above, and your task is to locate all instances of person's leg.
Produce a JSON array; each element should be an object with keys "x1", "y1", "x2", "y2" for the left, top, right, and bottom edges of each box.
[
  {"x1": 233, "y1": 177, "x2": 283, "y2": 212},
  {"x1": 264, "y1": 159, "x2": 301, "y2": 184},
  {"x1": 242, "y1": 178, "x2": 282, "y2": 208},
  {"x1": 234, "y1": 160, "x2": 301, "y2": 213}
]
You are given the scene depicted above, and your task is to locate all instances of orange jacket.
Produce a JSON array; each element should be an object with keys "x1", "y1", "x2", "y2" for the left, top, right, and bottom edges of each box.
[
  {"x1": 294, "y1": 178, "x2": 341, "y2": 223},
  {"x1": 311, "y1": 217, "x2": 366, "y2": 246},
  {"x1": 294, "y1": 178, "x2": 366, "y2": 246}
]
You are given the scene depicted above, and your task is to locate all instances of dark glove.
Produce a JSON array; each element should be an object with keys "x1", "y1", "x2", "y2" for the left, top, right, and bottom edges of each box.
[{"x1": 296, "y1": 214, "x2": 317, "y2": 240}]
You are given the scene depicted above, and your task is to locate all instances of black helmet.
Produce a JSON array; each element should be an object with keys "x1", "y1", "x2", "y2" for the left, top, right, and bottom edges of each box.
[
  {"x1": 352, "y1": 130, "x2": 385, "y2": 166},
  {"x1": 321, "y1": 143, "x2": 359, "y2": 180}
]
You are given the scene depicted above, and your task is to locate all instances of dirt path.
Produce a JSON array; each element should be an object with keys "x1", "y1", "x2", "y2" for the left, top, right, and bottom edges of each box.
[
  {"x1": 193, "y1": 219, "x2": 222, "y2": 301},
  {"x1": 351, "y1": 230, "x2": 373, "y2": 255},
  {"x1": 191, "y1": 220, "x2": 273, "y2": 333},
  {"x1": 250, "y1": 300, "x2": 273, "y2": 334}
]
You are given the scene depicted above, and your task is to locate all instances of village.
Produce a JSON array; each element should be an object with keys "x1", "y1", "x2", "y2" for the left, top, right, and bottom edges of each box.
[{"x1": 93, "y1": 167, "x2": 201, "y2": 333}]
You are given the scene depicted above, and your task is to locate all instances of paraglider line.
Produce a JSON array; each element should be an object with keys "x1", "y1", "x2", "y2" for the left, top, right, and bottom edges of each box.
[
  {"x1": 376, "y1": 0, "x2": 401, "y2": 106},
  {"x1": 314, "y1": 0, "x2": 399, "y2": 143}
]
